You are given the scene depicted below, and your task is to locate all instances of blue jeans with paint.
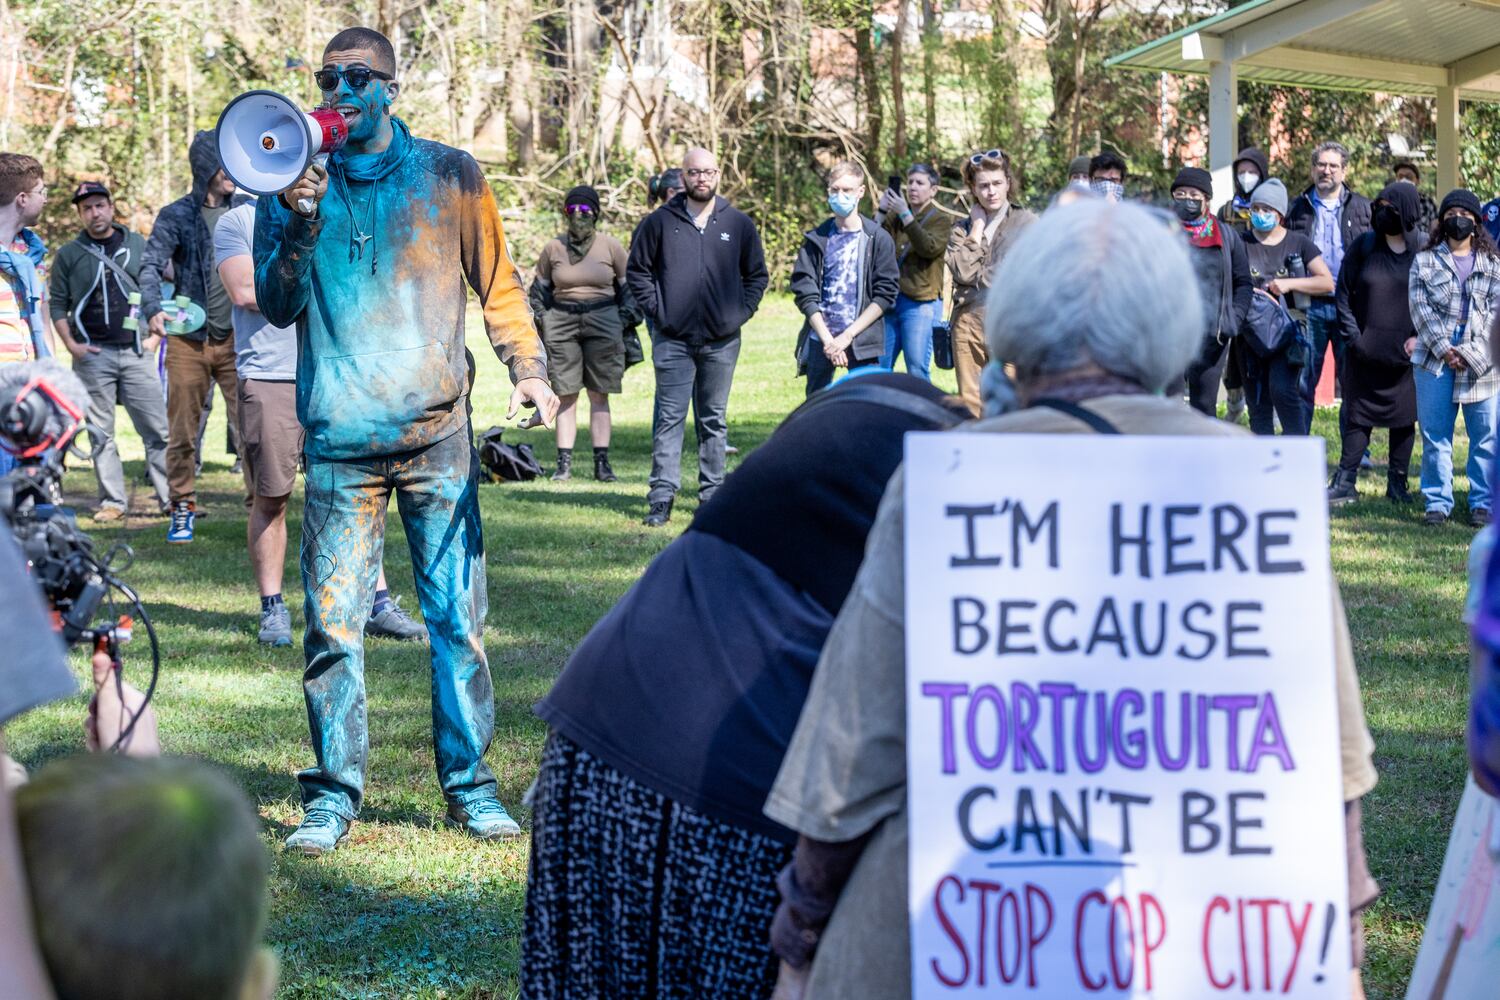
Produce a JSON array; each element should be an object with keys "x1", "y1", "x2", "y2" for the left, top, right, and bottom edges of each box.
[
  {"x1": 881, "y1": 294, "x2": 941, "y2": 382},
  {"x1": 298, "y1": 428, "x2": 496, "y2": 820},
  {"x1": 1414, "y1": 365, "x2": 1498, "y2": 515}
]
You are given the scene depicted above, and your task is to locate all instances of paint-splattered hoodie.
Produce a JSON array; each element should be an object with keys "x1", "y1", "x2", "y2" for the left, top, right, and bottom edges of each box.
[{"x1": 254, "y1": 118, "x2": 546, "y2": 461}]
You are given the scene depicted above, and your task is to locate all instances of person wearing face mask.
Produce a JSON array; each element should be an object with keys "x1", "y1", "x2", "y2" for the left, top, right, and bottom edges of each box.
[
  {"x1": 874, "y1": 163, "x2": 949, "y2": 381},
  {"x1": 1408, "y1": 189, "x2": 1500, "y2": 527},
  {"x1": 1327, "y1": 183, "x2": 1422, "y2": 507},
  {"x1": 1240, "y1": 178, "x2": 1334, "y2": 437},
  {"x1": 946, "y1": 149, "x2": 1037, "y2": 414},
  {"x1": 791, "y1": 161, "x2": 899, "y2": 395},
  {"x1": 1393, "y1": 161, "x2": 1438, "y2": 236},
  {"x1": 1216, "y1": 146, "x2": 1270, "y2": 233},
  {"x1": 529, "y1": 186, "x2": 635, "y2": 482},
  {"x1": 1087, "y1": 150, "x2": 1127, "y2": 203},
  {"x1": 1172, "y1": 167, "x2": 1253, "y2": 417}
]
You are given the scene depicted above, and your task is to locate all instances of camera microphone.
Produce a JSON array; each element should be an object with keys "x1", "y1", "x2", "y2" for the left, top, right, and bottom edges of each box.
[{"x1": 0, "y1": 359, "x2": 91, "y2": 458}]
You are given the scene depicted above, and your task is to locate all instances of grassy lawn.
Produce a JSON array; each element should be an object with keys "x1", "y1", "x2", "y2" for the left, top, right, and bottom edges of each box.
[{"x1": 3, "y1": 293, "x2": 1473, "y2": 999}]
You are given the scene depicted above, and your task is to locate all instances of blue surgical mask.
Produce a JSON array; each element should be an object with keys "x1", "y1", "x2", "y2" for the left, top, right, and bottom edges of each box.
[
  {"x1": 828, "y1": 192, "x2": 859, "y2": 218},
  {"x1": 1250, "y1": 210, "x2": 1278, "y2": 233}
]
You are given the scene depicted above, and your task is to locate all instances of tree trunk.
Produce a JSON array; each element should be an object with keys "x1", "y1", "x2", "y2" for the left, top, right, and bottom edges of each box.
[
  {"x1": 855, "y1": 18, "x2": 880, "y2": 173},
  {"x1": 921, "y1": 0, "x2": 937, "y2": 159},
  {"x1": 891, "y1": 0, "x2": 907, "y2": 166}
]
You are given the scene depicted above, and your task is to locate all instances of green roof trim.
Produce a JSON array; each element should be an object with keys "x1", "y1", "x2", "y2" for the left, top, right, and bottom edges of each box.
[{"x1": 1106, "y1": 0, "x2": 1288, "y2": 69}]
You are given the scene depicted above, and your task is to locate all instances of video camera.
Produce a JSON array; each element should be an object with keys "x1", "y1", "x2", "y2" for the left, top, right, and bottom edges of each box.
[{"x1": 0, "y1": 360, "x2": 158, "y2": 746}]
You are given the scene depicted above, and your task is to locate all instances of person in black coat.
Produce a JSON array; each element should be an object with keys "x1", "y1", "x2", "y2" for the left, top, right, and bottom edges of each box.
[
  {"x1": 789, "y1": 161, "x2": 900, "y2": 396},
  {"x1": 1171, "y1": 167, "x2": 1253, "y2": 416},
  {"x1": 1328, "y1": 182, "x2": 1422, "y2": 505}
]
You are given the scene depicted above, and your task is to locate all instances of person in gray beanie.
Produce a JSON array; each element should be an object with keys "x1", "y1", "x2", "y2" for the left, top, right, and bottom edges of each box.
[
  {"x1": 1171, "y1": 166, "x2": 1253, "y2": 416},
  {"x1": 1240, "y1": 177, "x2": 1335, "y2": 436}
]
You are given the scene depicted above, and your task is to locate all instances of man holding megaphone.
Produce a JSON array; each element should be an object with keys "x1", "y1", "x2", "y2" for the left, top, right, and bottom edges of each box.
[{"x1": 241, "y1": 26, "x2": 558, "y2": 856}]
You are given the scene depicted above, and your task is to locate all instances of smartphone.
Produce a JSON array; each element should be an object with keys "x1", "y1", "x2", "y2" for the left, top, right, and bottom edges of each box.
[{"x1": 887, "y1": 173, "x2": 903, "y2": 195}]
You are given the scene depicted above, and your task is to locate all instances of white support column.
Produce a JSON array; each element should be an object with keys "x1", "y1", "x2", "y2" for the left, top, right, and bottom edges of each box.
[
  {"x1": 1437, "y1": 83, "x2": 1461, "y2": 194},
  {"x1": 1207, "y1": 59, "x2": 1239, "y2": 212}
]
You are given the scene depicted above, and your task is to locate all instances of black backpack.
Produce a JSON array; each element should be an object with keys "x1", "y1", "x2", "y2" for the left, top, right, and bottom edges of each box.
[{"x1": 476, "y1": 426, "x2": 544, "y2": 482}]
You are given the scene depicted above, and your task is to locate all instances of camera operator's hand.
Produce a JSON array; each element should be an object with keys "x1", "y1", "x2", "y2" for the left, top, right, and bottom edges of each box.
[{"x1": 85, "y1": 650, "x2": 159, "y2": 757}]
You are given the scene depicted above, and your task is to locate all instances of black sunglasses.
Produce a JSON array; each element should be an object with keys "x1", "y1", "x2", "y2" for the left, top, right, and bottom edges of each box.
[
  {"x1": 969, "y1": 148, "x2": 1006, "y2": 165},
  {"x1": 315, "y1": 66, "x2": 393, "y2": 92}
]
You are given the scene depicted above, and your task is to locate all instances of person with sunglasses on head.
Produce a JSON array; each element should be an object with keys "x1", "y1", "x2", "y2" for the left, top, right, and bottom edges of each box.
[
  {"x1": 1171, "y1": 167, "x2": 1253, "y2": 417},
  {"x1": 255, "y1": 26, "x2": 557, "y2": 855},
  {"x1": 873, "y1": 163, "x2": 948, "y2": 382},
  {"x1": 627, "y1": 147, "x2": 769, "y2": 527},
  {"x1": 1408, "y1": 189, "x2": 1500, "y2": 527},
  {"x1": 529, "y1": 186, "x2": 635, "y2": 482},
  {"x1": 945, "y1": 148, "x2": 1036, "y2": 415},
  {"x1": 791, "y1": 161, "x2": 899, "y2": 395}
]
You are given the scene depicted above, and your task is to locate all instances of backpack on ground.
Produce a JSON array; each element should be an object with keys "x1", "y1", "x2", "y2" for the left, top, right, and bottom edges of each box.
[{"x1": 476, "y1": 426, "x2": 544, "y2": 482}]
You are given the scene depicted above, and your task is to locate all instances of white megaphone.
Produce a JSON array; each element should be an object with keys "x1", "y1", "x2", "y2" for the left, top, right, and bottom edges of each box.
[{"x1": 216, "y1": 90, "x2": 347, "y2": 214}]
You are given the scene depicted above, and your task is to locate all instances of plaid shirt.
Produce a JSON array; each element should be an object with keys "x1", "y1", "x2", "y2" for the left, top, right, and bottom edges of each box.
[{"x1": 1409, "y1": 243, "x2": 1500, "y2": 403}]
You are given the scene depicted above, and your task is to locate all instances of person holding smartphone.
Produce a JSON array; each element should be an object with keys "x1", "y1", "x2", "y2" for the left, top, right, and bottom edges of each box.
[{"x1": 875, "y1": 164, "x2": 949, "y2": 382}]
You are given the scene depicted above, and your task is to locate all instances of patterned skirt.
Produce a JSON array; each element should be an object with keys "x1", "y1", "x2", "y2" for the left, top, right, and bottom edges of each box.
[{"x1": 521, "y1": 732, "x2": 793, "y2": 1000}]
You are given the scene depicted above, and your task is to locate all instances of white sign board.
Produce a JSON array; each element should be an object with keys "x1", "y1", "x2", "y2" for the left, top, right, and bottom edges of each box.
[{"x1": 904, "y1": 433, "x2": 1349, "y2": 997}]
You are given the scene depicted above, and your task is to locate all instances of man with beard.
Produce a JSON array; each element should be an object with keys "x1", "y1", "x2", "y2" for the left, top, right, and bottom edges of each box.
[
  {"x1": 255, "y1": 25, "x2": 557, "y2": 855},
  {"x1": 626, "y1": 147, "x2": 769, "y2": 527}
]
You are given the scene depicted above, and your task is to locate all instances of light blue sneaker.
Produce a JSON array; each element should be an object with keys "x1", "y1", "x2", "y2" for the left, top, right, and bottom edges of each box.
[
  {"x1": 258, "y1": 602, "x2": 292, "y2": 647},
  {"x1": 166, "y1": 501, "x2": 195, "y2": 544},
  {"x1": 284, "y1": 808, "x2": 349, "y2": 856},
  {"x1": 446, "y1": 798, "x2": 522, "y2": 840}
]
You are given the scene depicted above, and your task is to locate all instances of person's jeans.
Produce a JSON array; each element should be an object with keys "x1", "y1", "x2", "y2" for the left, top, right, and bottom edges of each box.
[
  {"x1": 1414, "y1": 365, "x2": 1499, "y2": 514},
  {"x1": 164, "y1": 336, "x2": 240, "y2": 503},
  {"x1": 881, "y1": 294, "x2": 941, "y2": 382},
  {"x1": 1245, "y1": 352, "x2": 1311, "y2": 436},
  {"x1": 648, "y1": 333, "x2": 740, "y2": 504},
  {"x1": 297, "y1": 429, "x2": 496, "y2": 820},
  {"x1": 1306, "y1": 306, "x2": 1350, "y2": 437},
  {"x1": 73, "y1": 345, "x2": 170, "y2": 510}
]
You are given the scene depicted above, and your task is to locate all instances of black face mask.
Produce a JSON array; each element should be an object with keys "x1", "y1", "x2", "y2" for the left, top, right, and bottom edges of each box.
[
  {"x1": 1172, "y1": 197, "x2": 1205, "y2": 223},
  {"x1": 1443, "y1": 215, "x2": 1477, "y2": 242},
  {"x1": 1373, "y1": 205, "x2": 1405, "y2": 236}
]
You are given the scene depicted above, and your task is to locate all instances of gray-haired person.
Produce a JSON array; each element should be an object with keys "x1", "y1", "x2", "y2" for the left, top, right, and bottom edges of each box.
[{"x1": 765, "y1": 199, "x2": 1381, "y2": 1000}]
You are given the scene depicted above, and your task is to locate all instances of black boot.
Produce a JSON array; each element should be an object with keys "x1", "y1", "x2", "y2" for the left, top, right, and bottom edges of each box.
[
  {"x1": 1327, "y1": 469, "x2": 1359, "y2": 506},
  {"x1": 551, "y1": 448, "x2": 573, "y2": 481},
  {"x1": 593, "y1": 447, "x2": 617, "y2": 482},
  {"x1": 1386, "y1": 470, "x2": 1413, "y2": 504},
  {"x1": 643, "y1": 497, "x2": 673, "y2": 527}
]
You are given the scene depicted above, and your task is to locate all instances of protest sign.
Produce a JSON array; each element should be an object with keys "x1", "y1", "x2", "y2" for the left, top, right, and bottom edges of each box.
[
  {"x1": 1405, "y1": 776, "x2": 1500, "y2": 1000},
  {"x1": 903, "y1": 433, "x2": 1349, "y2": 997}
]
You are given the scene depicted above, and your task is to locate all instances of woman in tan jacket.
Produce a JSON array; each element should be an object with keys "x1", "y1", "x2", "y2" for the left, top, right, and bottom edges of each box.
[{"x1": 946, "y1": 149, "x2": 1037, "y2": 414}]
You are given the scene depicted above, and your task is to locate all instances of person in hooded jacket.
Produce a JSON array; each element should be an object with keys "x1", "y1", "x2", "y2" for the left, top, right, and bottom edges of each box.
[
  {"x1": 1328, "y1": 182, "x2": 1422, "y2": 506},
  {"x1": 139, "y1": 129, "x2": 243, "y2": 543},
  {"x1": 1216, "y1": 147, "x2": 1269, "y2": 423},
  {"x1": 529, "y1": 185, "x2": 635, "y2": 483},
  {"x1": 1393, "y1": 161, "x2": 1439, "y2": 236},
  {"x1": 790, "y1": 161, "x2": 899, "y2": 396},
  {"x1": 1172, "y1": 167, "x2": 1253, "y2": 416}
]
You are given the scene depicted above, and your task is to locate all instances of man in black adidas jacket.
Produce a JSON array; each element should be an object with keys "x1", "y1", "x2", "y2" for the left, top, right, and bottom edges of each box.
[{"x1": 627, "y1": 146, "x2": 768, "y2": 527}]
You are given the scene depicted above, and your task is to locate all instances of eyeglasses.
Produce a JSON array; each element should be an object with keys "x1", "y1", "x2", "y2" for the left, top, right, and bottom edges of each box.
[
  {"x1": 564, "y1": 204, "x2": 596, "y2": 216},
  {"x1": 315, "y1": 65, "x2": 394, "y2": 92},
  {"x1": 685, "y1": 168, "x2": 720, "y2": 179},
  {"x1": 969, "y1": 148, "x2": 1006, "y2": 165}
]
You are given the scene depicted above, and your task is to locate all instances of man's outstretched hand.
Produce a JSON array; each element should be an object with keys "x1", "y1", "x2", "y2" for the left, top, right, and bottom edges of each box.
[{"x1": 508, "y1": 377, "x2": 560, "y2": 430}]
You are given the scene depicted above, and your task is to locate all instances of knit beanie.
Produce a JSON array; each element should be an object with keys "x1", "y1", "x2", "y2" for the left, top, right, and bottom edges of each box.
[
  {"x1": 1172, "y1": 167, "x2": 1214, "y2": 200},
  {"x1": 1248, "y1": 178, "x2": 1289, "y2": 217},
  {"x1": 1439, "y1": 188, "x2": 1483, "y2": 221},
  {"x1": 1067, "y1": 155, "x2": 1091, "y2": 177},
  {"x1": 564, "y1": 185, "x2": 601, "y2": 214}
]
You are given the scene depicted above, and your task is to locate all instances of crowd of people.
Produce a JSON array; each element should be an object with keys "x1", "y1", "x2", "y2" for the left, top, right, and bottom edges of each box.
[{"x1": 3, "y1": 21, "x2": 1500, "y2": 1000}]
